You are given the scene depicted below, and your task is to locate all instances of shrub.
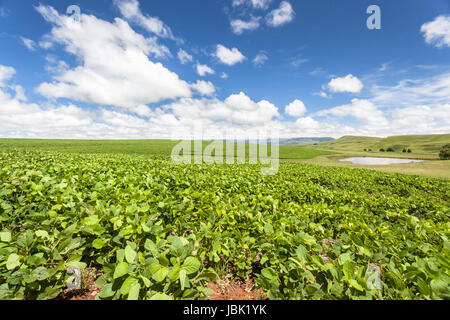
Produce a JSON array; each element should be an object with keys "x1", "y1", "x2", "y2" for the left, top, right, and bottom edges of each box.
[
  {"x1": 407, "y1": 149, "x2": 412, "y2": 153},
  {"x1": 387, "y1": 147, "x2": 395, "y2": 152},
  {"x1": 402, "y1": 148, "x2": 407, "y2": 153},
  {"x1": 439, "y1": 144, "x2": 450, "y2": 160},
  {"x1": 379, "y1": 148, "x2": 385, "y2": 152}
]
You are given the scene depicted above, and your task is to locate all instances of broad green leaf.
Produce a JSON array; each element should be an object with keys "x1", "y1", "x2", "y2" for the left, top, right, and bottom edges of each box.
[
  {"x1": 0, "y1": 231, "x2": 11, "y2": 242},
  {"x1": 261, "y1": 267, "x2": 277, "y2": 280},
  {"x1": 113, "y1": 262, "x2": 129, "y2": 279},
  {"x1": 98, "y1": 284, "x2": 115, "y2": 299},
  {"x1": 125, "y1": 245, "x2": 137, "y2": 263},
  {"x1": 121, "y1": 276, "x2": 138, "y2": 295},
  {"x1": 6, "y1": 253, "x2": 20, "y2": 270},
  {"x1": 32, "y1": 267, "x2": 50, "y2": 281},
  {"x1": 144, "y1": 239, "x2": 159, "y2": 257},
  {"x1": 84, "y1": 215, "x2": 99, "y2": 226},
  {"x1": 348, "y1": 279, "x2": 364, "y2": 292},
  {"x1": 183, "y1": 257, "x2": 201, "y2": 275},
  {"x1": 155, "y1": 267, "x2": 169, "y2": 282},
  {"x1": 264, "y1": 223, "x2": 274, "y2": 235},
  {"x1": 150, "y1": 293, "x2": 173, "y2": 300},
  {"x1": 92, "y1": 239, "x2": 106, "y2": 249},
  {"x1": 128, "y1": 283, "x2": 140, "y2": 300}
]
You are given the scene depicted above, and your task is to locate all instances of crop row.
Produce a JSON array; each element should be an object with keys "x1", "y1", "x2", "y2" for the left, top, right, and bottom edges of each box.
[{"x1": 0, "y1": 150, "x2": 449, "y2": 299}]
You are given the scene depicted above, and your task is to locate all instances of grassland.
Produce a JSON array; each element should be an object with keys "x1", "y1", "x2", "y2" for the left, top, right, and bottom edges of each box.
[
  {"x1": 304, "y1": 134, "x2": 450, "y2": 179},
  {"x1": 311, "y1": 134, "x2": 450, "y2": 157}
]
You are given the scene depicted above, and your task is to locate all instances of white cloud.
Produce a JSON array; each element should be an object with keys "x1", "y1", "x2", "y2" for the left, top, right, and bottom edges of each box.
[
  {"x1": 221, "y1": 72, "x2": 228, "y2": 79},
  {"x1": 371, "y1": 72, "x2": 450, "y2": 107},
  {"x1": 113, "y1": 0, "x2": 177, "y2": 40},
  {"x1": 328, "y1": 74, "x2": 364, "y2": 93},
  {"x1": 266, "y1": 1, "x2": 295, "y2": 27},
  {"x1": 0, "y1": 68, "x2": 99, "y2": 138},
  {"x1": 39, "y1": 40, "x2": 53, "y2": 50},
  {"x1": 215, "y1": 45, "x2": 246, "y2": 66},
  {"x1": 196, "y1": 63, "x2": 215, "y2": 76},
  {"x1": 285, "y1": 99, "x2": 307, "y2": 117},
  {"x1": 314, "y1": 91, "x2": 331, "y2": 99},
  {"x1": 167, "y1": 91, "x2": 280, "y2": 126},
  {"x1": 421, "y1": 15, "x2": 450, "y2": 48},
  {"x1": 191, "y1": 80, "x2": 216, "y2": 96},
  {"x1": 35, "y1": 5, "x2": 191, "y2": 112},
  {"x1": 230, "y1": 16, "x2": 261, "y2": 35},
  {"x1": 0, "y1": 65, "x2": 15, "y2": 87},
  {"x1": 289, "y1": 57, "x2": 308, "y2": 68},
  {"x1": 20, "y1": 37, "x2": 37, "y2": 51},
  {"x1": 177, "y1": 49, "x2": 193, "y2": 64},
  {"x1": 253, "y1": 52, "x2": 268, "y2": 66},
  {"x1": 316, "y1": 99, "x2": 388, "y2": 128},
  {"x1": 296, "y1": 117, "x2": 320, "y2": 130},
  {"x1": 13, "y1": 85, "x2": 27, "y2": 102},
  {"x1": 390, "y1": 104, "x2": 450, "y2": 132},
  {"x1": 3, "y1": 65, "x2": 448, "y2": 139}
]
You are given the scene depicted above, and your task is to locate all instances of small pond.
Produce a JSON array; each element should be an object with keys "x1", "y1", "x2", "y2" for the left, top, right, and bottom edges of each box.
[{"x1": 339, "y1": 157, "x2": 425, "y2": 165}]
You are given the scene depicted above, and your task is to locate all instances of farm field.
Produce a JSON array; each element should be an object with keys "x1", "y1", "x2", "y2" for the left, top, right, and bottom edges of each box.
[
  {"x1": 0, "y1": 139, "x2": 335, "y2": 160},
  {"x1": 0, "y1": 145, "x2": 449, "y2": 300}
]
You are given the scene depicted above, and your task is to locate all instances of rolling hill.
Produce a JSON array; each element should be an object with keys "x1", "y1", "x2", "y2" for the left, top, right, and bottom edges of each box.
[{"x1": 312, "y1": 134, "x2": 450, "y2": 156}]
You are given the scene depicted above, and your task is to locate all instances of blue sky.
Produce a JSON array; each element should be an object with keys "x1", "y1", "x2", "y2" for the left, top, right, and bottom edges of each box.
[{"x1": 0, "y1": 0, "x2": 449, "y2": 139}]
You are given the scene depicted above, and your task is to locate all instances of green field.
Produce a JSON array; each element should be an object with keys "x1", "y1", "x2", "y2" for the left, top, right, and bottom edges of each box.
[
  {"x1": 0, "y1": 141, "x2": 449, "y2": 300},
  {"x1": 311, "y1": 134, "x2": 450, "y2": 157},
  {"x1": 304, "y1": 134, "x2": 450, "y2": 179},
  {"x1": 0, "y1": 139, "x2": 335, "y2": 160}
]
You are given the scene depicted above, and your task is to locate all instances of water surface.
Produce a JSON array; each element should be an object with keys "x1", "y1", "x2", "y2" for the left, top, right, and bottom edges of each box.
[{"x1": 339, "y1": 157, "x2": 425, "y2": 165}]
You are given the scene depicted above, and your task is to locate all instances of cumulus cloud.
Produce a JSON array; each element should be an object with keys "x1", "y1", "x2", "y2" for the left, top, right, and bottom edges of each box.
[
  {"x1": 35, "y1": 5, "x2": 191, "y2": 112},
  {"x1": 0, "y1": 66, "x2": 99, "y2": 138},
  {"x1": 0, "y1": 65, "x2": 15, "y2": 87},
  {"x1": 166, "y1": 91, "x2": 280, "y2": 126},
  {"x1": 295, "y1": 117, "x2": 320, "y2": 130},
  {"x1": 177, "y1": 49, "x2": 193, "y2": 64},
  {"x1": 191, "y1": 80, "x2": 216, "y2": 96},
  {"x1": 215, "y1": 45, "x2": 246, "y2": 66},
  {"x1": 113, "y1": 0, "x2": 177, "y2": 40},
  {"x1": 316, "y1": 99, "x2": 388, "y2": 128},
  {"x1": 230, "y1": 16, "x2": 261, "y2": 35},
  {"x1": 421, "y1": 15, "x2": 450, "y2": 48},
  {"x1": 285, "y1": 99, "x2": 307, "y2": 117},
  {"x1": 221, "y1": 72, "x2": 228, "y2": 79},
  {"x1": 328, "y1": 74, "x2": 364, "y2": 93},
  {"x1": 253, "y1": 52, "x2": 268, "y2": 66},
  {"x1": 390, "y1": 104, "x2": 450, "y2": 134},
  {"x1": 20, "y1": 37, "x2": 37, "y2": 51},
  {"x1": 266, "y1": 1, "x2": 295, "y2": 27},
  {"x1": 196, "y1": 63, "x2": 215, "y2": 76}
]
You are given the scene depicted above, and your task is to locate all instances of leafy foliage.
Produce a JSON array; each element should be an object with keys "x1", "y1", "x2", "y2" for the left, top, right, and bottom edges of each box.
[{"x1": 0, "y1": 150, "x2": 449, "y2": 300}]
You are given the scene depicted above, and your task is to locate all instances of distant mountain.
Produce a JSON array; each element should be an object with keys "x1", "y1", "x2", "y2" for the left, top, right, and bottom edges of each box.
[{"x1": 279, "y1": 137, "x2": 334, "y2": 146}]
